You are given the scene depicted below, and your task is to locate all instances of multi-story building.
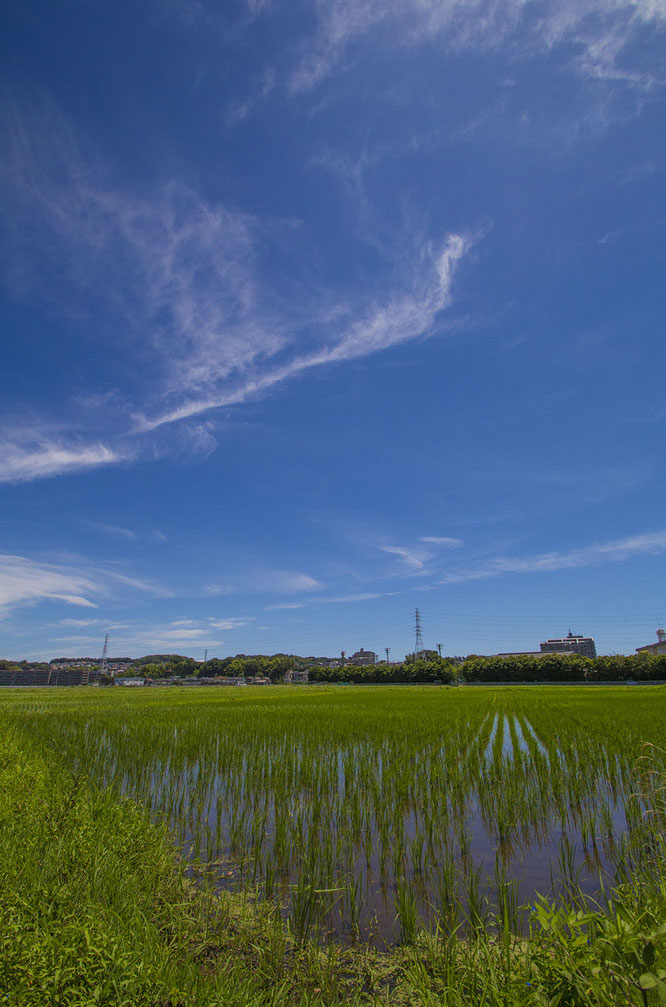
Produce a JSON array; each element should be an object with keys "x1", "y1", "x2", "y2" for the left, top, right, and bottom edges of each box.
[
  {"x1": 636, "y1": 628, "x2": 666, "y2": 657},
  {"x1": 347, "y1": 648, "x2": 376, "y2": 666},
  {"x1": 539, "y1": 632, "x2": 596, "y2": 659}
]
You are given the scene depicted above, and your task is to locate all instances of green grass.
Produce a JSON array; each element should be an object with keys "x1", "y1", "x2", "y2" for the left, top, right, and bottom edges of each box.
[{"x1": 2, "y1": 686, "x2": 666, "y2": 1004}]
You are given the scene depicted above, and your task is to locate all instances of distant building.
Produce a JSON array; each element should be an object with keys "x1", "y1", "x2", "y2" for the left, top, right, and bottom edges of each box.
[
  {"x1": 540, "y1": 632, "x2": 596, "y2": 659},
  {"x1": 0, "y1": 667, "x2": 94, "y2": 687},
  {"x1": 347, "y1": 649, "x2": 376, "y2": 666},
  {"x1": 636, "y1": 628, "x2": 666, "y2": 657},
  {"x1": 198, "y1": 676, "x2": 247, "y2": 686},
  {"x1": 284, "y1": 669, "x2": 309, "y2": 683},
  {"x1": 50, "y1": 668, "x2": 92, "y2": 686}
]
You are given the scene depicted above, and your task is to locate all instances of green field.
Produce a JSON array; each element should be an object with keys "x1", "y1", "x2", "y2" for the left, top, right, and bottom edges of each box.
[{"x1": 2, "y1": 685, "x2": 666, "y2": 1005}]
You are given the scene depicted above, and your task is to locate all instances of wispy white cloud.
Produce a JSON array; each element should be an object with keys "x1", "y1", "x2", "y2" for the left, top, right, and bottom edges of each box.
[
  {"x1": 156, "y1": 627, "x2": 220, "y2": 642},
  {"x1": 42, "y1": 615, "x2": 257, "y2": 657},
  {"x1": 45, "y1": 618, "x2": 131, "y2": 632},
  {"x1": 419, "y1": 536, "x2": 464, "y2": 547},
  {"x1": 1, "y1": 97, "x2": 287, "y2": 425},
  {"x1": 377, "y1": 544, "x2": 428, "y2": 570},
  {"x1": 0, "y1": 438, "x2": 123, "y2": 484},
  {"x1": 85, "y1": 523, "x2": 167, "y2": 543},
  {"x1": 166, "y1": 616, "x2": 255, "y2": 630},
  {"x1": 1, "y1": 99, "x2": 474, "y2": 475},
  {"x1": 376, "y1": 535, "x2": 464, "y2": 573},
  {"x1": 2, "y1": 104, "x2": 281, "y2": 392},
  {"x1": 263, "y1": 601, "x2": 307, "y2": 611},
  {"x1": 316, "y1": 590, "x2": 399, "y2": 604},
  {"x1": 104, "y1": 571, "x2": 173, "y2": 598},
  {"x1": 48, "y1": 635, "x2": 110, "y2": 646},
  {"x1": 226, "y1": 66, "x2": 276, "y2": 125},
  {"x1": 137, "y1": 231, "x2": 471, "y2": 430},
  {"x1": 264, "y1": 590, "x2": 398, "y2": 610},
  {"x1": 0, "y1": 555, "x2": 99, "y2": 612},
  {"x1": 0, "y1": 552, "x2": 171, "y2": 616},
  {"x1": 204, "y1": 570, "x2": 322, "y2": 597},
  {"x1": 286, "y1": 0, "x2": 666, "y2": 95},
  {"x1": 263, "y1": 571, "x2": 322, "y2": 593},
  {"x1": 163, "y1": 0, "x2": 212, "y2": 24},
  {"x1": 440, "y1": 529, "x2": 666, "y2": 584},
  {"x1": 87, "y1": 522, "x2": 136, "y2": 540},
  {"x1": 55, "y1": 618, "x2": 104, "y2": 628},
  {"x1": 51, "y1": 627, "x2": 224, "y2": 651},
  {"x1": 207, "y1": 616, "x2": 256, "y2": 629},
  {"x1": 204, "y1": 583, "x2": 235, "y2": 597}
]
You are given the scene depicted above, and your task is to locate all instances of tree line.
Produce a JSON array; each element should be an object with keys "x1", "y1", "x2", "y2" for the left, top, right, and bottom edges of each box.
[
  {"x1": 459, "y1": 652, "x2": 666, "y2": 682},
  {"x1": 5, "y1": 651, "x2": 666, "y2": 685},
  {"x1": 309, "y1": 658, "x2": 458, "y2": 684},
  {"x1": 307, "y1": 652, "x2": 666, "y2": 684},
  {"x1": 128, "y1": 654, "x2": 297, "y2": 681}
]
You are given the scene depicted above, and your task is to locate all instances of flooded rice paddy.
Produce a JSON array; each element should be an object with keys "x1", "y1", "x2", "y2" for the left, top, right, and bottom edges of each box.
[{"x1": 4, "y1": 685, "x2": 666, "y2": 945}]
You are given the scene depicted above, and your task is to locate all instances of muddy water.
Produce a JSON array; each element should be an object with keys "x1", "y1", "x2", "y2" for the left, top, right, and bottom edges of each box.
[{"x1": 175, "y1": 712, "x2": 642, "y2": 945}]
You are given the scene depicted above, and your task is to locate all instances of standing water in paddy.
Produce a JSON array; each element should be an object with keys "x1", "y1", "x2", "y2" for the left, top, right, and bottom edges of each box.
[{"x1": 4, "y1": 685, "x2": 665, "y2": 946}]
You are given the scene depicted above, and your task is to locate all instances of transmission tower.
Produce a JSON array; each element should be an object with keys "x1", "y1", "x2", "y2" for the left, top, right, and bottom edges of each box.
[
  {"x1": 204, "y1": 649, "x2": 208, "y2": 663},
  {"x1": 385, "y1": 646, "x2": 390, "y2": 664},
  {"x1": 100, "y1": 633, "x2": 110, "y2": 677},
  {"x1": 437, "y1": 643, "x2": 442, "y2": 657},
  {"x1": 414, "y1": 609, "x2": 424, "y2": 660}
]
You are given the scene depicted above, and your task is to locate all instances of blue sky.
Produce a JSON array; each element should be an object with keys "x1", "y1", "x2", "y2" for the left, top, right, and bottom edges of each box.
[{"x1": 1, "y1": 0, "x2": 665, "y2": 661}]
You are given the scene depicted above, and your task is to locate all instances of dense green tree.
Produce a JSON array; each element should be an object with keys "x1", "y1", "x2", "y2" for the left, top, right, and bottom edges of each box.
[
  {"x1": 309, "y1": 658, "x2": 457, "y2": 685},
  {"x1": 459, "y1": 652, "x2": 666, "y2": 683}
]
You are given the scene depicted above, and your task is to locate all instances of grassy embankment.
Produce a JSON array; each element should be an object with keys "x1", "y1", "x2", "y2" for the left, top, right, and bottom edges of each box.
[{"x1": 1, "y1": 686, "x2": 666, "y2": 1005}]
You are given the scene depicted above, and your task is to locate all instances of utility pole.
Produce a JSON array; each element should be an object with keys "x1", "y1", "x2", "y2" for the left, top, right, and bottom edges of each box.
[
  {"x1": 437, "y1": 643, "x2": 442, "y2": 658},
  {"x1": 415, "y1": 609, "x2": 424, "y2": 660},
  {"x1": 385, "y1": 646, "x2": 390, "y2": 664}
]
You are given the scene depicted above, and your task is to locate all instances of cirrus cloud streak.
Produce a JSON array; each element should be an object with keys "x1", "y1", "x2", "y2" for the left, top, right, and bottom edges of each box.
[
  {"x1": 441, "y1": 529, "x2": 666, "y2": 584},
  {"x1": 2, "y1": 99, "x2": 474, "y2": 478},
  {"x1": 286, "y1": 0, "x2": 666, "y2": 94},
  {"x1": 0, "y1": 438, "x2": 124, "y2": 484},
  {"x1": 0, "y1": 553, "x2": 172, "y2": 615}
]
